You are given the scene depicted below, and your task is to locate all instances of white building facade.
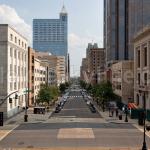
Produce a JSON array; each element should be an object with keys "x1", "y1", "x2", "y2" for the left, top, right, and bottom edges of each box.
[
  {"x1": 34, "y1": 58, "x2": 46, "y2": 103},
  {"x1": 134, "y1": 26, "x2": 150, "y2": 109},
  {"x1": 0, "y1": 24, "x2": 28, "y2": 118}
]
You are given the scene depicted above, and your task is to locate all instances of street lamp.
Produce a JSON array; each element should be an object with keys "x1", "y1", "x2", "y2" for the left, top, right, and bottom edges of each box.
[
  {"x1": 102, "y1": 91, "x2": 105, "y2": 112},
  {"x1": 23, "y1": 88, "x2": 31, "y2": 122},
  {"x1": 142, "y1": 92, "x2": 147, "y2": 150},
  {"x1": 139, "y1": 89, "x2": 148, "y2": 150},
  {"x1": 124, "y1": 106, "x2": 128, "y2": 122}
]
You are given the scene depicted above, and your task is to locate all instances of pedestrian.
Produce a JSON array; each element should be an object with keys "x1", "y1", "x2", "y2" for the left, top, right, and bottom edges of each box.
[
  {"x1": 116, "y1": 108, "x2": 118, "y2": 117},
  {"x1": 119, "y1": 111, "x2": 122, "y2": 120},
  {"x1": 108, "y1": 106, "x2": 111, "y2": 117},
  {"x1": 111, "y1": 109, "x2": 114, "y2": 117}
]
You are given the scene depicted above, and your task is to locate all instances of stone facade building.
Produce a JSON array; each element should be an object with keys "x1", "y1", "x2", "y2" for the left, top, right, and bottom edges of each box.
[
  {"x1": 0, "y1": 24, "x2": 28, "y2": 118},
  {"x1": 112, "y1": 61, "x2": 134, "y2": 104},
  {"x1": 134, "y1": 26, "x2": 150, "y2": 109}
]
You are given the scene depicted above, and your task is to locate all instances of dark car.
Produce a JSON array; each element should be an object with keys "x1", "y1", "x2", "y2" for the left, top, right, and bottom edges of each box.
[
  {"x1": 55, "y1": 106, "x2": 61, "y2": 113},
  {"x1": 89, "y1": 105, "x2": 96, "y2": 113}
]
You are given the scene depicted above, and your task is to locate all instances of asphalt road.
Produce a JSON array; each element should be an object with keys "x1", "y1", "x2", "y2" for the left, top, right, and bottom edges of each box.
[{"x1": 0, "y1": 90, "x2": 150, "y2": 149}]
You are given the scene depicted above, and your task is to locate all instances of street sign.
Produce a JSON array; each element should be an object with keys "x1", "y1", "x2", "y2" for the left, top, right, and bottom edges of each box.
[{"x1": 23, "y1": 89, "x2": 32, "y2": 93}]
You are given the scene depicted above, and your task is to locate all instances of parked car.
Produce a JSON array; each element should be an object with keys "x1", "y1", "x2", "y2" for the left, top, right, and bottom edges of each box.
[
  {"x1": 55, "y1": 106, "x2": 61, "y2": 113},
  {"x1": 89, "y1": 105, "x2": 96, "y2": 113}
]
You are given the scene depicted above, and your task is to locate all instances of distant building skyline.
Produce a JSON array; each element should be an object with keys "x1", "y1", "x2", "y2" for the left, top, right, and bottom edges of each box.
[
  {"x1": 33, "y1": 5, "x2": 68, "y2": 59},
  {"x1": 0, "y1": 0, "x2": 103, "y2": 76}
]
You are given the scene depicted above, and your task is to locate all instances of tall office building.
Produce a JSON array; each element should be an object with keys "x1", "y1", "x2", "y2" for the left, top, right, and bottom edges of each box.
[
  {"x1": 33, "y1": 5, "x2": 68, "y2": 58},
  {"x1": 104, "y1": 0, "x2": 150, "y2": 66}
]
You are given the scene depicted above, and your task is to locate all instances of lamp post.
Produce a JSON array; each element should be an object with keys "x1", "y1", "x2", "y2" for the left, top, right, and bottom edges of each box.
[
  {"x1": 102, "y1": 91, "x2": 105, "y2": 112},
  {"x1": 23, "y1": 88, "x2": 32, "y2": 122},
  {"x1": 142, "y1": 92, "x2": 147, "y2": 150},
  {"x1": 124, "y1": 106, "x2": 128, "y2": 122}
]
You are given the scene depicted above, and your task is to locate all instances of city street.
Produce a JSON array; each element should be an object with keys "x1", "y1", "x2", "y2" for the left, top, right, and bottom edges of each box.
[{"x1": 0, "y1": 90, "x2": 150, "y2": 150}]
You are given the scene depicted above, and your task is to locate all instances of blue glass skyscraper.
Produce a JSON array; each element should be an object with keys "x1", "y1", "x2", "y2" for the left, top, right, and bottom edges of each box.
[{"x1": 33, "y1": 5, "x2": 68, "y2": 58}]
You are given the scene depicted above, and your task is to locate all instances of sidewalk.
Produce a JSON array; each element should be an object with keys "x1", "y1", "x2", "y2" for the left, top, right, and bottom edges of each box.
[
  {"x1": 4, "y1": 107, "x2": 54, "y2": 125},
  {"x1": 93, "y1": 101, "x2": 150, "y2": 140},
  {"x1": 0, "y1": 107, "x2": 54, "y2": 142}
]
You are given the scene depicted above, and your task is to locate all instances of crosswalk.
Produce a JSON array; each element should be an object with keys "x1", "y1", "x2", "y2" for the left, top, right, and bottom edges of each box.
[{"x1": 68, "y1": 96, "x2": 83, "y2": 98}]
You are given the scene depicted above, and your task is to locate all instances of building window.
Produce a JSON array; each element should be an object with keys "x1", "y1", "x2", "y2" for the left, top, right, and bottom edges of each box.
[
  {"x1": 32, "y1": 56, "x2": 34, "y2": 63},
  {"x1": 144, "y1": 47, "x2": 147, "y2": 67},
  {"x1": 22, "y1": 67, "x2": 24, "y2": 76},
  {"x1": 15, "y1": 37, "x2": 17, "y2": 43},
  {"x1": 144, "y1": 73, "x2": 147, "y2": 85},
  {"x1": 18, "y1": 39, "x2": 20, "y2": 45},
  {"x1": 10, "y1": 64, "x2": 12, "y2": 76},
  {"x1": 14, "y1": 65, "x2": 17, "y2": 76},
  {"x1": 10, "y1": 82, "x2": 12, "y2": 91},
  {"x1": 137, "y1": 94, "x2": 139, "y2": 106},
  {"x1": 18, "y1": 66, "x2": 20, "y2": 76},
  {"x1": 24, "y1": 54, "x2": 26, "y2": 62},
  {"x1": 22, "y1": 42, "x2": 24, "y2": 47},
  {"x1": 25, "y1": 67, "x2": 26, "y2": 76},
  {"x1": 14, "y1": 82, "x2": 16, "y2": 90},
  {"x1": 138, "y1": 50, "x2": 140, "y2": 68},
  {"x1": 14, "y1": 50, "x2": 17, "y2": 58},
  {"x1": 138, "y1": 73, "x2": 140, "y2": 85},
  {"x1": 22, "y1": 53, "x2": 24, "y2": 61},
  {"x1": 18, "y1": 52, "x2": 20, "y2": 59},
  {"x1": 10, "y1": 47, "x2": 12, "y2": 57},
  {"x1": 10, "y1": 34, "x2": 13, "y2": 41}
]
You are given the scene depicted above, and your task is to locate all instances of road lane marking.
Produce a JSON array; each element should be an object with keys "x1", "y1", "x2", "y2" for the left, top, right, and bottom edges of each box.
[{"x1": 0, "y1": 125, "x2": 19, "y2": 141}]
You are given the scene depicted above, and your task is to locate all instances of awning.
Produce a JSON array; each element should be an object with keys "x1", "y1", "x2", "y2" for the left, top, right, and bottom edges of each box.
[{"x1": 128, "y1": 103, "x2": 138, "y2": 109}]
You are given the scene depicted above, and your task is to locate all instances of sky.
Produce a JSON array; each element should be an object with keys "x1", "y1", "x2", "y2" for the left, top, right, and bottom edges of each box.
[{"x1": 0, "y1": 0, "x2": 104, "y2": 77}]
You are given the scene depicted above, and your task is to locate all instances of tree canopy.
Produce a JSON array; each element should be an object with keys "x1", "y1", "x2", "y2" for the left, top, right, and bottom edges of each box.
[{"x1": 37, "y1": 84, "x2": 59, "y2": 105}]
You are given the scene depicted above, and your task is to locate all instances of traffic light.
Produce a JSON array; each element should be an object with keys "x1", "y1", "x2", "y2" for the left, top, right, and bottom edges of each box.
[
  {"x1": 15, "y1": 94, "x2": 18, "y2": 99},
  {"x1": 9, "y1": 98, "x2": 12, "y2": 103},
  {"x1": 23, "y1": 106, "x2": 29, "y2": 110}
]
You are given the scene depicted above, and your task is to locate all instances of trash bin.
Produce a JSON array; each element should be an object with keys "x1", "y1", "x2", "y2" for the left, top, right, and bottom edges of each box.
[
  {"x1": 0, "y1": 112, "x2": 3, "y2": 126},
  {"x1": 34, "y1": 107, "x2": 37, "y2": 114},
  {"x1": 119, "y1": 114, "x2": 122, "y2": 120},
  {"x1": 24, "y1": 114, "x2": 28, "y2": 122},
  {"x1": 138, "y1": 111, "x2": 144, "y2": 126}
]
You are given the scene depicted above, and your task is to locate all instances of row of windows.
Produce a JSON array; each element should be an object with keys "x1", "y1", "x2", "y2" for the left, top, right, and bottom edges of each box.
[
  {"x1": 137, "y1": 73, "x2": 148, "y2": 85},
  {"x1": 35, "y1": 85, "x2": 40, "y2": 90},
  {"x1": 10, "y1": 34, "x2": 27, "y2": 49},
  {"x1": 34, "y1": 77, "x2": 45, "y2": 82},
  {"x1": 10, "y1": 47, "x2": 27, "y2": 62},
  {"x1": 137, "y1": 46, "x2": 148, "y2": 68},
  {"x1": 10, "y1": 82, "x2": 27, "y2": 91},
  {"x1": 34, "y1": 24, "x2": 65, "y2": 27},
  {"x1": 34, "y1": 69, "x2": 46, "y2": 75},
  {"x1": 10, "y1": 64, "x2": 26, "y2": 77}
]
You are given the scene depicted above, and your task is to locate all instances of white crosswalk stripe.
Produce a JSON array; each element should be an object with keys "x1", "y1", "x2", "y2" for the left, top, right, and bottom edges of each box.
[{"x1": 68, "y1": 96, "x2": 83, "y2": 98}]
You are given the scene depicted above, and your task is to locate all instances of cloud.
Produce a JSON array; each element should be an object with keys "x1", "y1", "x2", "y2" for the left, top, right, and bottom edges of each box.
[
  {"x1": 0, "y1": 4, "x2": 32, "y2": 44},
  {"x1": 68, "y1": 33, "x2": 101, "y2": 76}
]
